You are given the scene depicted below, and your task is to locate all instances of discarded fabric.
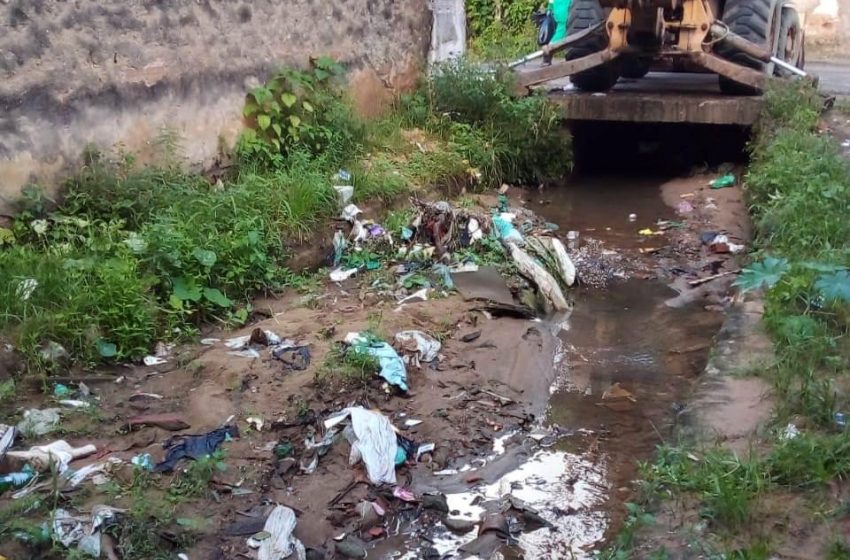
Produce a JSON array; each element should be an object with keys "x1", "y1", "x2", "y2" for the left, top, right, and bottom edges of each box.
[
  {"x1": 53, "y1": 506, "x2": 124, "y2": 558},
  {"x1": 154, "y1": 424, "x2": 239, "y2": 472},
  {"x1": 492, "y1": 215, "x2": 524, "y2": 246},
  {"x1": 272, "y1": 343, "x2": 311, "y2": 371},
  {"x1": 341, "y1": 204, "x2": 363, "y2": 222},
  {"x1": 333, "y1": 231, "x2": 347, "y2": 267},
  {"x1": 258, "y1": 505, "x2": 307, "y2": 560},
  {"x1": 325, "y1": 407, "x2": 399, "y2": 485},
  {"x1": 6, "y1": 440, "x2": 97, "y2": 473},
  {"x1": 507, "y1": 243, "x2": 569, "y2": 311},
  {"x1": 67, "y1": 457, "x2": 124, "y2": 487},
  {"x1": 345, "y1": 332, "x2": 408, "y2": 392},
  {"x1": 0, "y1": 424, "x2": 14, "y2": 460},
  {"x1": 397, "y1": 288, "x2": 429, "y2": 305}
]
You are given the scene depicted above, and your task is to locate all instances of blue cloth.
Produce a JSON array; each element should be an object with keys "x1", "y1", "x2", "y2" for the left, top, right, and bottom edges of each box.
[{"x1": 351, "y1": 337, "x2": 408, "y2": 392}]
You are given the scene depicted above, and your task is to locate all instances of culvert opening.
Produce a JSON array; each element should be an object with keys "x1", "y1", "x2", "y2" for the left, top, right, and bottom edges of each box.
[{"x1": 569, "y1": 121, "x2": 751, "y2": 176}]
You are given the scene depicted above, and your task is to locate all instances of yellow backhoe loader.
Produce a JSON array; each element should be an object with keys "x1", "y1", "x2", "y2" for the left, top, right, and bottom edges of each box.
[{"x1": 513, "y1": 0, "x2": 807, "y2": 94}]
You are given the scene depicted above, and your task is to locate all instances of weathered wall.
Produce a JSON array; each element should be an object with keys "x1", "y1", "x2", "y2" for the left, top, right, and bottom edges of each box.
[{"x1": 0, "y1": 0, "x2": 432, "y2": 210}]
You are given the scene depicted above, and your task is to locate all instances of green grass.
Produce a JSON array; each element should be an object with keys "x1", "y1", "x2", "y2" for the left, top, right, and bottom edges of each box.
[{"x1": 315, "y1": 342, "x2": 381, "y2": 385}]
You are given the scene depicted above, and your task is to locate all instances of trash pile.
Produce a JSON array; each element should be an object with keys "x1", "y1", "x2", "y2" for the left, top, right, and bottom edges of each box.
[
  {"x1": 328, "y1": 196, "x2": 577, "y2": 314},
  {"x1": 0, "y1": 377, "x2": 242, "y2": 557}
]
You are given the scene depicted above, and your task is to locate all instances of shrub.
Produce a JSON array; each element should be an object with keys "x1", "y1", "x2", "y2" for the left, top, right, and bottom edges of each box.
[
  {"x1": 427, "y1": 60, "x2": 572, "y2": 185},
  {"x1": 238, "y1": 57, "x2": 365, "y2": 168}
]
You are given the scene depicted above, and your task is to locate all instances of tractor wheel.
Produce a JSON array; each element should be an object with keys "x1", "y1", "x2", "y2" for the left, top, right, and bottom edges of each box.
[
  {"x1": 775, "y1": 8, "x2": 804, "y2": 76},
  {"x1": 565, "y1": 0, "x2": 621, "y2": 92},
  {"x1": 621, "y1": 57, "x2": 652, "y2": 79},
  {"x1": 717, "y1": 0, "x2": 776, "y2": 95}
]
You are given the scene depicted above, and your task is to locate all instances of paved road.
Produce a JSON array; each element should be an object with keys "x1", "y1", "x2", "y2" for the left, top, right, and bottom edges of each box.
[{"x1": 807, "y1": 61, "x2": 850, "y2": 96}]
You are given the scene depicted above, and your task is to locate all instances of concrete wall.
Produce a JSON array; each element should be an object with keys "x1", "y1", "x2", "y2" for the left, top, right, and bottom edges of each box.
[{"x1": 0, "y1": 0, "x2": 432, "y2": 211}]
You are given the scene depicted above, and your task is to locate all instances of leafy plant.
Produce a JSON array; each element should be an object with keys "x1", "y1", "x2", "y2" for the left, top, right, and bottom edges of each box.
[
  {"x1": 815, "y1": 271, "x2": 850, "y2": 303},
  {"x1": 240, "y1": 57, "x2": 364, "y2": 167},
  {"x1": 735, "y1": 256, "x2": 790, "y2": 292}
]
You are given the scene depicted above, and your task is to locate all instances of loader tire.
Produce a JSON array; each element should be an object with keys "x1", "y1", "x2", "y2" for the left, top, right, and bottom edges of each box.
[
  {"x1": 565, "y1": 0, "x2": 621, "y2": 92},
  {"x1": 775, "y1": 9, "x2": 804, "y2": 77},
  {"x1": 621, "y1": 57, "x2": 651, "y2": 79},
  {"x1": 717, "y1": 0, "x2": 776, "y2": 95}
]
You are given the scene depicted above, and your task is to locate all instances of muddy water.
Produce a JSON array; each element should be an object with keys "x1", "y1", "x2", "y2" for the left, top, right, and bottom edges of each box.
[
  {"x1": 371, "y1": 176, "x2": 723, "y2": 559},
  {"x1": 433, "y1": 176, "x2": 721, "y2": 558},
  {"x1": 527, "y1": 176, "x2": 723, "y2": 555}
]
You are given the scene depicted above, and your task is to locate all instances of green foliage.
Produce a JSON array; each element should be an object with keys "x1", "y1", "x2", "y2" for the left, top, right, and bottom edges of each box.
[
  {"x1": 427, "y1": 60, "x2": 572, "y2": 186},
  {"x1": 470, "y1": 20, "x2": 537, "y2": 62},
  {"x1": 351, "y1": 156, "x2": 411, "y2": 202},
  {"x1": 169, "y1": 450, "x2": 227, "y2": 500},
  {"x1": 239, "y1": 57, "x2": 364, "y2": 168},
  {"x1": 467, "y1": 0, "x2": 539, "y2": 61},
  {"x1": 743, "y1": 81, "x2": 850, "y2": 427},
  {"x1": 0, "y1": 246, "x2": 160, "y2": 369},
  {"x1": 0, "y1": 379, "x2": 15, "y2": 404},
  {"x1": 767, "y1": 432, "x2": 850, "y2": 487},
  {"x1": 316, "y1": 341, "x2": 381, "y2": 385},
  {"x1": 736, "y1": 256, "x2": 790, "y2": 292},
  {"x1": 1, "y1": 57, "x2": 574, "y2": 374},
  {"x1": 641, "y1": 446, "x2": 769, "y2": 528},
  {"x1": 0, "y1": 150, "x2": 340, "y2": 371}
]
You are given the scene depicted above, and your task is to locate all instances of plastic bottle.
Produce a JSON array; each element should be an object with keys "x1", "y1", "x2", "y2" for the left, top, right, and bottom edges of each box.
[{"x1": 0, "y1": 465, "x2": 35, "y2": 493}]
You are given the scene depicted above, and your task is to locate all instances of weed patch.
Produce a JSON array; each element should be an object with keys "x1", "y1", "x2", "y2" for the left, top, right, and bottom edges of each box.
[{"x1": 316, "y1": 341, "x2": 381, "y2": 386}]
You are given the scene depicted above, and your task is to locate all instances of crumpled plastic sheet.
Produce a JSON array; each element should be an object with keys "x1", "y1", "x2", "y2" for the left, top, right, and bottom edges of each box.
[
  {"x1": 153, "y1": 425, "x2": 239, "y2": 473},
  {"x1": 324, "y1": 407, "x2": 398, "y2": 485},
  {"x1": 344, "y1": 332, "x2": 408, "y2": 392},
  {"x1": 53, "y1": 505, "x2": 124, "y2": 558},
  {"x1": 258, "y1": 505, "x2": 307, "y2": 560},
  {"x1": 394, "y1": 330, "x2": 441, "y2": 367},
  {"x1": 16, "y1": 408, "x2": 61, "y2": 437},
  {"x1": 492, "y1": 214, "x2": 524, "y2": 246}
]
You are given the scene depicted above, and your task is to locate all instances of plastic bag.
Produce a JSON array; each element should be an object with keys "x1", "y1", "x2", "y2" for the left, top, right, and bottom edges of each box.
[{"x1": 395, "y1": 331, "x2": 441, "y2": 367}]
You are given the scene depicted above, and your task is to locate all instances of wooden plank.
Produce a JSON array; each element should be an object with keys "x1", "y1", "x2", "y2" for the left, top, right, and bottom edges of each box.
[{"x1": 517, "y1": 50, "x2": 620, "y2": 90}]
